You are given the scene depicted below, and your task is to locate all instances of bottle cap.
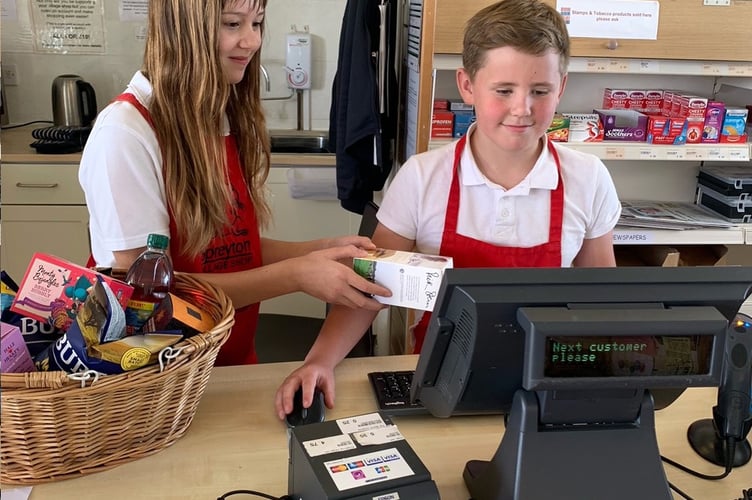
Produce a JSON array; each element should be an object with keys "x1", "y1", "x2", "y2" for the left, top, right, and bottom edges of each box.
[{"x1": 147, "y1": 233, "x2": 169, "y2": 250}]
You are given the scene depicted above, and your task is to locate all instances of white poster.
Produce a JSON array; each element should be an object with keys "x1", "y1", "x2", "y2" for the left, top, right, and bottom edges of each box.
[
  {"x1": 30, "y1": 0, "x2": 106, "y2": 54},
  {"x1": 556, "y1": 0, "x2": 659, "y2": 40},
  {"x1": 119, "y1": 0, "x2": 147, "y2": 22}
]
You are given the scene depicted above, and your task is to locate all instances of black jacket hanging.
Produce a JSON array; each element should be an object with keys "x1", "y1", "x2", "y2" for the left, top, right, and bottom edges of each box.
[{"x1": 329, "y1": 0, "x2": 398, "y2": 214}]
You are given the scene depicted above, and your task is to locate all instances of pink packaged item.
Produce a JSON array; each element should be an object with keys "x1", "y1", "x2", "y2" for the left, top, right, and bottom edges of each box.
[
  {"x1": 1, "y1": 321, "x2": 36, "y2": 373},
  {"x1": 594, "y1": 109, "x2": 648, "y2": 142},
  {"x1": 10, "y1": 253, "x2": 133, "y2": 333},
  {"x1": 701, "y1": 101, "x2": 725, "y2": 144}
]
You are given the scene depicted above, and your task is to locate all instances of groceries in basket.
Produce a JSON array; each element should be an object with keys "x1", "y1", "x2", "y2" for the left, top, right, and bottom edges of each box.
[
  {"x1": 1, "y1": 321, "x2": 36, "y2": 373},
  {"x1": 10, "y1": 253, "x2": 133, "y2": 332},
  {"x1": 2, "y1": 270, "x2": 65, "y2": 358},
  {"x1": 35, "y1": 277, "x2": 181, "y2": 374},
  {"x1": 123, "y1": 233, "x2": 174, "y2": 334}
]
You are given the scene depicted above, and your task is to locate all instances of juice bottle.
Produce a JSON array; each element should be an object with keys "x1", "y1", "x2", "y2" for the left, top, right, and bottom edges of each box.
[{"x1": 124, "y1": 233, "x2": 174, "y2": 334}]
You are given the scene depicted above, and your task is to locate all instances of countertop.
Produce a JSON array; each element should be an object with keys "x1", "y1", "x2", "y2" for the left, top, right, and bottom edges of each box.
[
  {"x1": 0, "y1": 125, "x2": 336, "y2": 166},
  {"x1": 5, "y1": 355, "x2": 750, "y2": 500}
]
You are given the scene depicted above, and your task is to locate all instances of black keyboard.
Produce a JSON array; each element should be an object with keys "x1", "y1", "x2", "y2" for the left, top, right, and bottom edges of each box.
[{"x1": 368, "y1": 370, "x2": 429, "y2": 416}]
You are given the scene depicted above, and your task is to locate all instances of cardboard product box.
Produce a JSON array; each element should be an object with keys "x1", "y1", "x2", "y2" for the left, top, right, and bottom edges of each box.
[
  {"x1": 431, "y1": 110, "x2": 454, "y2": 138},
  {"x1": 448, "y1": 99, "x2": 474, "y2": 112},
  {"x1": 701, "y1": 101, "x2": 726, "y2": 144},
  {"x1": 546, "y1": 114, "x2": 570, "y2": 142},
  {"x1": 10, "y1": 253, "x2": 133, "y2": 333},
  {"x1": 594, "y1": 109, "x2": 648, "y2": 142},
  {"x1": 615, "y1": 245, "x2": 727, "y2": 267},
  {"x1": 453, "y1": 110, "x2": 476, "y2": 137},
  {"x1": 719, "y1": 108, "x2": 749, "y2": 144},
  {"x1": 353, "y1": 249, "x2": 453, "y2": 311},
  {"x1": 1, "y1": 321, "x2": 36, "y2": 373},
  {"x1": 432, "y1": 99, "x2": 449, "y2": 111},
  {"x1": 643, "y1": 89, "x2": 664, "y2": 114},
  {"x1": 144, "y1": 292, "x2": 215, "y2": 338},
  {"x1": 602, "y1": 88, "x2": 630, "y2": 109},
  {"x1": 562, "y1": 113, "x2": 603, "y2": 142},
  {"x1": 646, "y1": 115, "x2": 688, "y2": 145}
]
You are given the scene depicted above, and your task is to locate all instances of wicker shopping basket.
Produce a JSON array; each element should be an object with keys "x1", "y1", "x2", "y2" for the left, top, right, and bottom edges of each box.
[{"x1": 0, "y1": 273, "x2": 234, "y2": 485}]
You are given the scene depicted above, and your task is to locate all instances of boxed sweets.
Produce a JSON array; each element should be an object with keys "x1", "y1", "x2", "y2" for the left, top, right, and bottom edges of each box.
[
  {"x1": 10, "y1": 253, "x2": 133, "y2": 333},
  {"x1": 594, "y1": 109, "x2": 648, "y2": 142},
  {"x1": 353, "y1": 249, "x2": 453, "y2": 311},
  {"x1": 1, "y1": 270, "x2": 64, "y2": 357}
]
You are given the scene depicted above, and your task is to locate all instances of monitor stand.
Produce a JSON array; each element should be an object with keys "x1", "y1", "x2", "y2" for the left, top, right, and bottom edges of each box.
[{"x1": 463, "y1": 390, "x2": 671, "y2": 500}]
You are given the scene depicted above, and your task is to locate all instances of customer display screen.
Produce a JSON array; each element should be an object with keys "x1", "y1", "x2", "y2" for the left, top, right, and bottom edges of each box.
[{"x1": 544, "y1": 334, "x2": 715, "y2": 378}]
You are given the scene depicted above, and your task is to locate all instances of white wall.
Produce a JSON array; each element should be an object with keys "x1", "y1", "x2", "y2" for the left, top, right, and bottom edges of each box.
[{"x1": 0, "y1": 0, "x2": 347, "y2": 131}]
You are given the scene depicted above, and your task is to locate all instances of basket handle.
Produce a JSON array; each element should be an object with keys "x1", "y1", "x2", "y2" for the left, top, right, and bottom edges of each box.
[{"x1": 158, "y1": 332, "x2": 212, "y2": 371}]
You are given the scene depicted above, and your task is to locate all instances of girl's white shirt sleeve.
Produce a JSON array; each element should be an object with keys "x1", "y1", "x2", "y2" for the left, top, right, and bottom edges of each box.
[{"x1": 78, "y1": 96, "x2": 169, "y2": 268}]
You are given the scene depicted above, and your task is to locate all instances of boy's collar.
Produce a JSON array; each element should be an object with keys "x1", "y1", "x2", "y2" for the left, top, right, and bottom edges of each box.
[{"x1": 460, "y1": 126, "x2": 558, "y2": 192}]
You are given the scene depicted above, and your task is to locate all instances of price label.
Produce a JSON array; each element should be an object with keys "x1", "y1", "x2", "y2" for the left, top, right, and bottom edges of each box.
[
  {"x1": 727, "y1": 65, "x2": 752, "y2": 77},
  {"x1": 639, "y1": 148, "x2": 658, "y2": 160},
  {"x1": 701, "y1": 63, "x2": 725, "y2": 75},
  {"x1": 638, "y1": 60, "x2": 659, "y2": 73},
  {"x1": 728, "y1": 149, "x2": 746, "y2": 161},
  {"x1": 665, "y1": 149, "x2": 684, "y2": 159},
  {"x1": 684, "y1": 148, "x2": 699, "y2": 160},
  {"x1": 707, "y1": 148, "x2": 722, "y2": 159},
  {"x1": 605, "y1": 147, "x2": 625, "y2": 159},
  {"x1": 586, "y1": 59, "x2": 609, "y2": 72},
  {"x1": 608, "y1": 59, "x2": 630, "y2": 72}
]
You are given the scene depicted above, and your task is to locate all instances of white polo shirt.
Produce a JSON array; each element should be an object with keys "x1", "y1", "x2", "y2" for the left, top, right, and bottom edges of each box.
[
  {"x1": 378, "y1": 125, "x2": 621, "y2": 267},
  {"x1": 79, "y1": 71, "x2": 231, "y2": 267}
]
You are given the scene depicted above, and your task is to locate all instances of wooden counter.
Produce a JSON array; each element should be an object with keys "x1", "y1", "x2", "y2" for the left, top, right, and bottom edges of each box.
[
  {"x1": 7, "y1": 355, "x2": 750, "y2": 500},
  {"x1": 0, "y1": 125, "x2": 336, "y2": 166}
]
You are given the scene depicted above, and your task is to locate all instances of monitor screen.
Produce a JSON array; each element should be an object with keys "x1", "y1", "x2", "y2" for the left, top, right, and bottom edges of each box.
[{"x1": 411, "y1": 266, "x2": 752, "y2": 418}]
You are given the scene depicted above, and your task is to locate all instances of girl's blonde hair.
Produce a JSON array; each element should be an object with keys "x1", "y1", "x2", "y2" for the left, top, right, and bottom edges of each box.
[{"x1": 143, "y1": 0, "x2": 271, "y2": 258}]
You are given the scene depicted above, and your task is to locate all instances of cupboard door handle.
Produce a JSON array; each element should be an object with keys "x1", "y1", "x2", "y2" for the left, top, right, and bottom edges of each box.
[{"x1": 15, "y1": 182, "x2": 60, "y2": 188}]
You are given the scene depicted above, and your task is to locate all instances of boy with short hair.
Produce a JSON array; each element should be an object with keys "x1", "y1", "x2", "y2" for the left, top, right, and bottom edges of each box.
[{"x1": 275, "y1": 0, "x2": 621, "y2": 417}]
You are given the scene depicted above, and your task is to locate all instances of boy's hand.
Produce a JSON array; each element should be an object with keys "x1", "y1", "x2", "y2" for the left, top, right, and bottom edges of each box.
[{"x1": 275, "y1": 362, "x2": 335, "y2": 421}]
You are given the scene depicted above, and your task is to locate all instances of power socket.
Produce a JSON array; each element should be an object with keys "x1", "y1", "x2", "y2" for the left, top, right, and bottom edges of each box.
[{"x1": 2, "y1": 63, "x2": 19, "y2": 86}]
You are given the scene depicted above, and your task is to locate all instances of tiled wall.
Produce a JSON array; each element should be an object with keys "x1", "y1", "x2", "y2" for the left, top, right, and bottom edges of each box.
[{"x1": 0, "y1": 0, "x2": 347, "y2": 131}]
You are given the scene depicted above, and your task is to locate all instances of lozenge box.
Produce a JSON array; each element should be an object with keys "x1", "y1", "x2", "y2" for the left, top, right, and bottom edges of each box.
[{"x1": 353, "y1": 249, "x2": 453, "y2": 311}]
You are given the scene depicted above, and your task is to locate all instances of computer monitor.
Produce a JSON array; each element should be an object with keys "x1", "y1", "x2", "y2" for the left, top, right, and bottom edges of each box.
[{"x1": 410, "y1": 265, "x2": 752, "y2": 500}]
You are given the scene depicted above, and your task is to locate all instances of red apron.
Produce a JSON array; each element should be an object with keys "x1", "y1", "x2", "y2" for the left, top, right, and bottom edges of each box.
[
  {"x1": 112, "y1": 93, "x2": 263, "y2": 365},
  {"x1": 412, "y1": 134, "x2": 564, "y2": 353}
]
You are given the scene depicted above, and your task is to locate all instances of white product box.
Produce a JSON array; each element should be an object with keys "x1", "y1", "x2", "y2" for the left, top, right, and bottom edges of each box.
[{"x1": 353, "y1": 249, "x2": 454, "y2": 311}]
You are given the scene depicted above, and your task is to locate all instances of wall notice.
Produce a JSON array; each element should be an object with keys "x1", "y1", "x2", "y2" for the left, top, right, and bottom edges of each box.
[
  {"x1": 556, "y1": 0, "x2": 659, "y2": 40},
  {"x1": 119, "y1": 0, "x2": 147, "y2": 22},
  {"x1": 30, "y1": 0, "x2": 106, "y2": 54}
]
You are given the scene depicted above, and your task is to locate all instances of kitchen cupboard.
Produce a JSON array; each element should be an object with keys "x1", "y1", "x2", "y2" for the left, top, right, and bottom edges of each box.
[
  {"x1": 409, "y1": 0, "x2": 752, "y2": 248},
  {"x1": 260, "y1": 165, "x2": 362, "y2": 318},
  {"x1": 1, "y1": 163, "x2": 91, "y2": 280}
]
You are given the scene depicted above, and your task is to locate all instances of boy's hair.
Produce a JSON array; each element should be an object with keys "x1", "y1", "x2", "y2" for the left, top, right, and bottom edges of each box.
[{"x1": 462, "y1": 0, "x2": 570, "y2": 79}]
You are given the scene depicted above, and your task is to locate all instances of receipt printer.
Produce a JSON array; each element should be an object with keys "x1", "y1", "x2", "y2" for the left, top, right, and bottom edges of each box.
[{"x1": 288, "y1": 412, "x2": 440, "y2": 499}]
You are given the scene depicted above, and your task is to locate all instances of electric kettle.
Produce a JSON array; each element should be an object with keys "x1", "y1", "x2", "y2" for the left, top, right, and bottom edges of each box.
[{"x1": 51, "y1": 74, "x2": 97, "y2": 127}]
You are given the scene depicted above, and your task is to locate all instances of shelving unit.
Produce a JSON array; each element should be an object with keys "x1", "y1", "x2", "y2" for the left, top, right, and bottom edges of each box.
[
  {"x1": 413, "y1": 0, "x2": 752, "y2": 248},
  {"x1": 429, "y1": 138, "x2": 751, "y2": 162}
]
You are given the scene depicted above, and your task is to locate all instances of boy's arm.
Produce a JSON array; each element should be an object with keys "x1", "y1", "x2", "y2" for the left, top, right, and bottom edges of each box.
[
  {"x1": 275, "y1": 223, "x2": 416, "y2": 418},
  {"x1": 572, "y1": 231, "x2": 616, "y2": 267}
]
